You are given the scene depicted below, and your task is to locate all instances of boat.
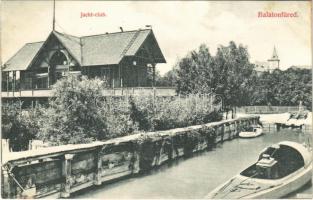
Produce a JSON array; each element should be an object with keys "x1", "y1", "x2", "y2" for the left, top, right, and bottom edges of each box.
[
  {"x1": 239, "y1": 125, "x2": 263, "y2": 138},
  {"x1": 285, "y1": 112, "x2": 308, "y2": 128},
  {"x1": 206, "y1": 141, "x2": 312, "y2": 199}
]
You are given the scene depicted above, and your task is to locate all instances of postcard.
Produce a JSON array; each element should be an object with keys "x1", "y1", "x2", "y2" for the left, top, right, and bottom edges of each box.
[{"x1": 1, "y1": 0, "x2": 312, "y2": 199}]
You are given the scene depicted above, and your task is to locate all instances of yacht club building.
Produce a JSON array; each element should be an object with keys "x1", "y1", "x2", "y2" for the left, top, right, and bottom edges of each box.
[{"x1": 2, "y1": 28, "x2": 174, "y2": 106}]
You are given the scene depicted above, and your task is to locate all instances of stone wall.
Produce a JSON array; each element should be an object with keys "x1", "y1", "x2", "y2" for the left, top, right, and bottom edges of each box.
[{"x1": 1, "y1": 116, "x2": 259, "y2": 199}]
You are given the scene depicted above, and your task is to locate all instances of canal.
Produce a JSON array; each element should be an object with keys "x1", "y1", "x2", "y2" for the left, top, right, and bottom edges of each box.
[{"x1": 74, "y1": 126, "x2": 312, "y2": 199}]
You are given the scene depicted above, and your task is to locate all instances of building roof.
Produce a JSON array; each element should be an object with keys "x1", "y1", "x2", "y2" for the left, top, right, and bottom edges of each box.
[
  {"x1": 3, "y1": 42, "x2": 44, "y2": 71},
  {"x1": 80, "y1": 29, "x2": 154, "y2": 66},
  {"x1": 272, "y1": 46, "x2": 278, "y2": 59},
  {"x1": 3, "y1": 29, "x2": 166, "y2": 71},
  {"x1": 53, "y1": 31, "x2": 82, "y2": 65},
  {"x1": 268, "y1": 46, "x2": 279, "y2": 61}
]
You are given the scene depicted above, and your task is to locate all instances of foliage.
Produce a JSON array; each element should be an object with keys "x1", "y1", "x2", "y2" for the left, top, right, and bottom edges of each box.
[
  {"x1": 1, "y1": 103, "x2": 42, "y2": 151},
  {"x1": 171, "y1": 42, "x2": 254, "y2": 111},
  {"x1": 155, "y1": 69, "x2": 178, "y2": 87},
  {"x1": 2, "y1": 76, "x2": 223, "y2": 147},
  {"x1": 129, "y1": 94, "x2": 223, "y2": 131},
  {"x1": 129, "y1": 96, "x2": 155, "y2": 131},
  {"x1": 39, "y1": 75, "x2": 108, "y2": 145},
  {"x1": 104, "y1": 104, "x2": 139, "y2": 138},
  {"x1": 249, "y1": 68, "x2": 312, "y2": 110},
  {"x1": 162, "y1": 42, "x2": 311, "y2": 110}
]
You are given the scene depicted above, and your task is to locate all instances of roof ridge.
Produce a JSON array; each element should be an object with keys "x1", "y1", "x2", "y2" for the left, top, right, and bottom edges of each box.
[
  {"x1": 81, "y1": 29, "x2": 151, "y2": 39},
  {"x1": 25, "y1": 41, "x2": 45, "y2": 45},
  {"x1": 52, "y1": 31, "x2": 82, "y2": 65},
  {"x1": 53, "y1": 30, "x2": 80, "y2": 39},
  {"x1": 19, "y1": 29, "x2": 150, "y2": 46}
]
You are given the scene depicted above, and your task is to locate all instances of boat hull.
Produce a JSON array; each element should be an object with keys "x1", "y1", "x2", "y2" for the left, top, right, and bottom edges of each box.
[
  {"x1": 206, "y1": 163, "x2": 312, "y2": 199},
  {"x1": 239, "y1": 128, "x2": 263, "y2": 138},
  {"x1": 245, "y1": 164, "x2": 312, "y2": 199}
]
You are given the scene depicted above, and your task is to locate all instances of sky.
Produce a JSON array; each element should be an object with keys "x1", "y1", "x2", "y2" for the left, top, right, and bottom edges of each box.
[{"x1": 1, "y1": 1, "x2": 312, "y2": 75}]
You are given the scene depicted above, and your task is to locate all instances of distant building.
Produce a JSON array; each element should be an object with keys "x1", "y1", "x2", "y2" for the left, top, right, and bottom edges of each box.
[
  {"x1": 254, "y1": 46, "x2": 280, "y2": 74},
  {"x1": 267, "y1": 46, "x2": 280, "y2": 70}
]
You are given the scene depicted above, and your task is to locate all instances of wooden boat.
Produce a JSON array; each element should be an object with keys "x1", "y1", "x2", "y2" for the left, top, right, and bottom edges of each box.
[
  {"x1": 239, "y1": 125, "x2": 263, "y2": 138},
  {"x1": 206, "y1": 141, "x2": 312, "y2": 199}
]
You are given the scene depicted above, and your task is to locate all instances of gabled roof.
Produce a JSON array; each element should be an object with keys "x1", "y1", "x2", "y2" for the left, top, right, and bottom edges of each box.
[
  {"x1": 53, "y1": 31, "x2": 82, "y2": 65},
  {"x1": 81, "y1": 29, "x2": 154, "y2": 66},
  {"x1": 3, "y1": 42, "x2": 44, "y2": 71},
  {"x1": 2, "y1": 29, "x2": 166, "y2": 71}
]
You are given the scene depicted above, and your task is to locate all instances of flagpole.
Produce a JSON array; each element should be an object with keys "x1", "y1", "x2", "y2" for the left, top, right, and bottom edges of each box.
[{"x1": 52, "y1": 0, "x2": 55, "y2": 31}]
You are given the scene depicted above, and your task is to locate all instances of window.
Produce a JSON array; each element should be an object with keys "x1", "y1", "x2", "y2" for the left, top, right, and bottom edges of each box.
[{"x1": 21, "y1": 72, "x2": 33, "y2": 90}]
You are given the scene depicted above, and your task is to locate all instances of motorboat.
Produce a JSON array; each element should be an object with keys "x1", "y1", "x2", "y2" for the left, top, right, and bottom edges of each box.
[
  {"x1": 239, "y1": 125, "x2": 263, "y2": 138},
  {"x1": 206, "y1": 141, "x2": 312, "y2": 199}
]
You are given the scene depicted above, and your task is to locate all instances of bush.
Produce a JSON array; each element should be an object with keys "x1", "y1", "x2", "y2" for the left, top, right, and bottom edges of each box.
[
  {"x1": 6, "y1": 76, "x2": 222, "y2": 147},
  {"x1": 39, "y1": 75, "x2": 108, "y2": 145},
  {"x1": 128, "y1": 94, "x2": 223, "y2": 131},
  {"x1": 104, "y1": 107, "x2": 139, "y2": 138},
  {"x1": 1, "y1": 103, "x2": 42, "y2": 151}
]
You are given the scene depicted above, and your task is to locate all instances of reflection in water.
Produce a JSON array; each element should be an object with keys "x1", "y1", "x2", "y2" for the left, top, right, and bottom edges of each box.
[{"x1": 74, "y1": 127, "x2": 312, "y2": 199}]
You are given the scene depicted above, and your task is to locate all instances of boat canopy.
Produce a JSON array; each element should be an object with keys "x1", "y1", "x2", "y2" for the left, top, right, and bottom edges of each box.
[{"x1": 278, "y1": 141, "x2": 311, "y2": 167}]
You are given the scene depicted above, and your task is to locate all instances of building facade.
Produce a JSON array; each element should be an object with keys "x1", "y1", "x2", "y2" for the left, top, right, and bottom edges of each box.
[
  {"x1": 254, "y1": 46, "x2": 280, "y2": 74},
  {"x1": 2, "y1": 29, "x2": 174, "y2": 106}
]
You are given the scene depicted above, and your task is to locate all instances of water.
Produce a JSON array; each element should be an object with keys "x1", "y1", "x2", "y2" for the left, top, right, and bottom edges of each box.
[{"x1": 74, "y1": 127, "x2": 312, "y2": 199}]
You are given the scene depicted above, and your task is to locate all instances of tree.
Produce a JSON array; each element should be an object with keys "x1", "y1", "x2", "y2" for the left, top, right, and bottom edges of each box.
[
  {"x1": 174, "y1": 42, "x2": 254, "y2": 117},
  {"x1": 155, "y1": 69, "x2": 178, "y2": 87},
  {"x1": 249, "y1": 68, "x2": 312, "y2": 110},
  {"x1": 1, "y1": 103, "x2": 41, "y2": 151},
  {"x1": 39, "y1": 75, "x2": 108, "y2": 145},
  {"x1": 174, "y1": 44, "x2": 214, "y2": 94},
  {"x1": 213, "y1": 42, "x2": 254, "y2": 112}
]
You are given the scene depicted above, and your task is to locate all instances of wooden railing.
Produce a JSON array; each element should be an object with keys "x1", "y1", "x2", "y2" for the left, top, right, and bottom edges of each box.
[
  {"x1": 1, "y1": 87, "x2": 177, "y2": 98},
  {"x1": 236, "y1": 106, "x2": 305, "y2": 114}
]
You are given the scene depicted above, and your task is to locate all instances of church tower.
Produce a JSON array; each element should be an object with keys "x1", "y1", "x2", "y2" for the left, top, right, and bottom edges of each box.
[{"x1": 267, "y1": 46, "x2": 280, "y2": 72}]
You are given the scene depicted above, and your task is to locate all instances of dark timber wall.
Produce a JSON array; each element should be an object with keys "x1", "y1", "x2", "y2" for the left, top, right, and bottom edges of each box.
[{"x1": 1, "y1": 116, "x2": 259, "y2": 199}]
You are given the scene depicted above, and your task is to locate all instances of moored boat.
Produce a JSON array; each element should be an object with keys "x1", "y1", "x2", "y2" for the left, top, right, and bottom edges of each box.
[
  {"x1": 239, "y1": 125, "x2": 263, "y2": 138},
  {"x1": 206, "y1": 141, "x2": 312, "y2": 199},
  {"x1": 285, "y1": 112, "x2": 308, "y2": 128}
]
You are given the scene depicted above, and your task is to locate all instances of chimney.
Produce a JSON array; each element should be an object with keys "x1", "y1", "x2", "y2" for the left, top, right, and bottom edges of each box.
[{"x1": 119, "y1": 27, "x2": 123, "y2": 32}]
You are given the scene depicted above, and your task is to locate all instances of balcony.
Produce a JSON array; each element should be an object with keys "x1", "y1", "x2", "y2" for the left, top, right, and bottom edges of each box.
[
  {"x1": 1, "y1": 87, "x2": 176, "y2": 98},
  {"x1": 1, "y1": 89, "x2": 53, "y2": 98}
]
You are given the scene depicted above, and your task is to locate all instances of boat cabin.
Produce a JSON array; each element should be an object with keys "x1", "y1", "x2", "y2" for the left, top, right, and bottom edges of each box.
[
  {"x1": 240, "y1": 142, "x2": 309, "y2": 179},
  {"x1": 244, "y1": 125, "x2": 261, "y2": 132}
]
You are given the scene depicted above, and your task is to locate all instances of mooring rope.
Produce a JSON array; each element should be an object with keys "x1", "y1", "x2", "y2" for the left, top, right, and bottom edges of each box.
[{"x1": 3, "y1": 166, "x2": 25, "y2": 192}]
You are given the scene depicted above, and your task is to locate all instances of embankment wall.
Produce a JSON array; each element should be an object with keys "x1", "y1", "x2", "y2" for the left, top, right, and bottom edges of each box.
[{"x1": 1, "y1": 116, "x2": 259, "y2": 199}]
